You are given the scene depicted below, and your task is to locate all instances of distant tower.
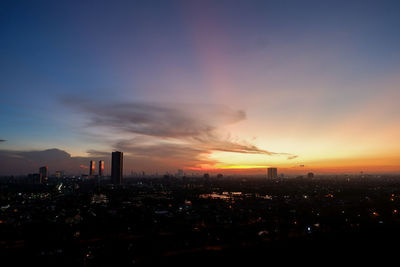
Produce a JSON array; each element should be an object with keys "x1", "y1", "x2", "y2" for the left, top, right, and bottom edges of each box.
[
  {"x1": 267, "y1": 167, "x2": 278, "y2": 179},
  {"x1": 90, "y1": 160, "x2": 95, "y2": 176},
  {"x1": 39, "y1": 166, "x2": 48, "y2": 183},
  {"x1": 111, "y1": 151, "x2": 123, "y2": 184},
  {"x1": 307, "y1": 172, "x2": 314, "y2": 179},
  {"x1": 99, "y1": 160, "x2": 104, "y2": 177}
]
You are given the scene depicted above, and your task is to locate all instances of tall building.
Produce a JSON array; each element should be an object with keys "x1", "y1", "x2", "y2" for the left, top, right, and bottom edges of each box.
[
  {"x1": 90, "y1": 160, "x2": 95, "y2": 176},
  {"x1": 267, "y1": 167, "x2": 278, "y2": 179},
  {"x1": 111, "y1": 151, "x2": 123, "y2": 184},
  {"x1": 39, "y1": 166, "x2": 48, "y2": 183},
  {"x1": 99, "y1": 160, "x2": 104, "y2": 177},
  {"x1": 307, "y1": 172, "x2": 314, "y2": 179}
]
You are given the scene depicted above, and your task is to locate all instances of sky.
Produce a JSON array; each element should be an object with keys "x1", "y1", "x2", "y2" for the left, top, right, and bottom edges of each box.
[{"x1": 1, "y1": 0, "x2": 400, "y2": 175}]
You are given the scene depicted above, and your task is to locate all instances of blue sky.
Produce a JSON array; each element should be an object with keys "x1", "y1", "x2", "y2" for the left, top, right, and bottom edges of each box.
[{"x1": 1, "y1": 0, "x2": 400, "y2": 174}]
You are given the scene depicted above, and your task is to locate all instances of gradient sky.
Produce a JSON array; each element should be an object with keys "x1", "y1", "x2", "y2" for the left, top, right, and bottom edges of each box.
[{"x1": 1, "y1": 0, "x2": 400, "y2": 175}]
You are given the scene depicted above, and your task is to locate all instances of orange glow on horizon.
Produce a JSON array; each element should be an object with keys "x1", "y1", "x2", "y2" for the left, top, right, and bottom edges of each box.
[
  {"x1": 183, "y1": 155, "x2": 400, "y2": 175},
  {"x1": 185, "y1": 165, "x2": 270, "y2": 172},
  {"x1": 218, "y1": 165, "x2": 270, "y2": 169}
]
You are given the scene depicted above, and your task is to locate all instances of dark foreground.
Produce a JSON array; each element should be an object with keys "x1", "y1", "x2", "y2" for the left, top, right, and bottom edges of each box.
[{"x1": 1, "y1": 175, "x2": 400, "y2": 265}]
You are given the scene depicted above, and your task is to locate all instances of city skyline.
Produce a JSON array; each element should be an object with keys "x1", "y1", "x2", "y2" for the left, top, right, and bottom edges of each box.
[{"x1": 1, "y1": 1, "x2": 400, "y2": 175}]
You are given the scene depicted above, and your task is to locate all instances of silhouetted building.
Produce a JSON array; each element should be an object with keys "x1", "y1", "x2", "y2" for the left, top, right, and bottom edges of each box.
[
  {"x1": 307, "y1": 172, "x2": 314, "y2": 178},
  {"x1": 99, "y1": 160, "x2": 104, "y2": 177},
  {"x1": 217, "y1": 173, "x2": 223, "y2": 179},
  {"x1": 39, "y1": 166, "x2": 48, "y2": 183},
  {"x1": 55, "y1": 170, "x2": 65, "y2": 178},
  {"x1": 111, "y1": 151, "x2": 123, "y2": 184},
  {"x1": 204, "y1": 173, "x2": 210, "y2": 185},
  {"x1": 90, "y1": 160, "x2": 95, "y2": 176},
  {"x1": 267, "y1": 167, "x2": 278, "y2": 179}
]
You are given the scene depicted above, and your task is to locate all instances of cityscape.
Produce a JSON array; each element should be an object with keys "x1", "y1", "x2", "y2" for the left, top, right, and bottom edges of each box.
[
  {"x1": 2, "y1": 0, "x2": 400, "y2": 266},
  {"x1": 1, "y1": 152, "x2": 400, "y2": 265}
]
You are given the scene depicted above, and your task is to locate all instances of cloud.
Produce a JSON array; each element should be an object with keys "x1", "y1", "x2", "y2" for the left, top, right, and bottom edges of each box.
[
  {"x1": 0, "y1": 147, "x2": 203, "y2": 176},
  {"x1": 86, "y1": 149, "x2": 111, "y2": 157},
  {"x1": 0, "y1": 140, "x2": 6, "y2": 142},
  {"x1": 80, "y1": 164, "x2": 89, "y2": 169},
  {"x1": 113, "y1": 141, "x2": 216, "y2": 171},
  {"x1": 0, "y1": 148, "x2": 103, "y2": 175},
  {"x1": 63, "y1": 98, "x2": 246, "y2": 138},
  {"x1": 287, "y1": 155, "x2": 298, "y2": 160},
  {"x1": 195, "y1": 136, "x2": 285, "y2": 155},
  {"x1": 62, "y1": 98, "x2": 295, "y2": 170}
]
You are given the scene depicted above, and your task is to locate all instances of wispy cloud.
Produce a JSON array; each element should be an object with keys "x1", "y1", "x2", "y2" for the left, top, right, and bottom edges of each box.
[
  {"x1": 86, "y1": 149, "x2": 111, "y2": 157},
  {"x1": 63, "y1": 98, "x2": 246, "y2": 138}
]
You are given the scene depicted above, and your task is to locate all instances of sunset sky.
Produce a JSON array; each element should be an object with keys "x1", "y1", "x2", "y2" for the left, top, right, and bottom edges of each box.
[{"x1": 1, "y1": 0, "x2": 400, "y2": 175}]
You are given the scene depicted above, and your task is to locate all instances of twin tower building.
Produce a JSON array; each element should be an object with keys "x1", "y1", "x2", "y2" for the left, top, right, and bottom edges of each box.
[
  {"x1": 89, "y1": 151, "x2": 123, "y2": 184},
  {"x1": 89, "y1": 160, "x2": 104, "y2": 176}
]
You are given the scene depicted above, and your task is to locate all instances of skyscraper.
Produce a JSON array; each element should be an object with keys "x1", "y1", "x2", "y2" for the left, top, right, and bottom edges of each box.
[
  {"x1": 267, "y1": 167, "x2": 278, "y2": 179},
  {"x1": 111, "y1": 151, "x2": 123, "y2": 184},
  {"x1": 90, "y1": 160, "x2": 95, "y2": 176},
  {"x1": 99, "y1": 160, "x2": 104, "y2": 177},
  {"x1": 39, "y1": 166, "x2": 48, "y2": 183}
]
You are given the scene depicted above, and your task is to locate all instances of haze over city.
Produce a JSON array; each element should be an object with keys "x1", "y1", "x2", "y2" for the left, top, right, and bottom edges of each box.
[{"x1": 1, "y1": 0, "x2": 400, "y2": 176}]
